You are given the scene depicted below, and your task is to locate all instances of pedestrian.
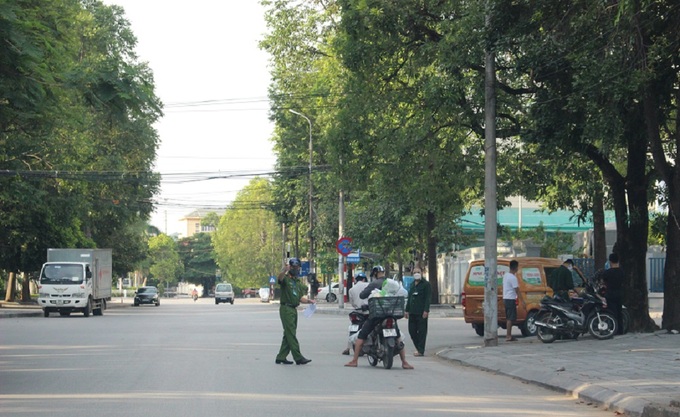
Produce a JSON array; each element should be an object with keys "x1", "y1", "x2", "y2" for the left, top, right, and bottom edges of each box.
[
  {"x1": 344, "y1": 265, "x2": 414, "y2": 369},
  {"x1": 549, "y1": 259, "x2": 575, "y2": 299},
  {"x1": 310, "y1": 275, "x2": 320, "y2": 300},
  {"x1": 405, "y1": 266, "x2": 431, "y2": 356},
  {"x1": 275, "y1": 258, "x2": 315, "y2": 365},
  {"x1": 342, "y1": 272, "x2": 369, "y2": 355},
  {"x1": 600, "y1": 253, "x2": 625, "y2": 335},
  {"x1": 502, "y1": 260, "x2": 521, "y2": 342}
]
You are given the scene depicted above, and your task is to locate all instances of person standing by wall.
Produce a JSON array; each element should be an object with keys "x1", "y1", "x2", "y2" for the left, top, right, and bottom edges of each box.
[
  {"x1": 600, "y1": 253, "x2": 625, "y2": 335},
  {"x1": 502, "y1": 260, "x2": 521, "y2": 342},
  {"x1": 405, "y1": 266, "x2": 431, "y2": 356},
  {"x1": 275, "y1": 258, "x2": 315, "y2": 365}
]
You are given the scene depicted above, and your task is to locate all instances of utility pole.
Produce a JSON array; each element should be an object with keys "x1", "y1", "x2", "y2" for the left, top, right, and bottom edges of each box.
[
  {"x1": 289, "y1": 109, "x2": 314, "y2": 279},
  {"x1": 338, "y1": 190, "x2": 345, "y2": 309},
  {"x1": 483, "y1": 0, "x2": 499, "y2": 347}
]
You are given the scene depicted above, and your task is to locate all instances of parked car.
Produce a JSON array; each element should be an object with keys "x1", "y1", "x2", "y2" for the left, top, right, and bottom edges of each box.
[
  {"x1": 462, "y1": 257, "x2": 585, "y2": 337},
  {"x1": 317, "y1": 282, "x2": 343, "y2": 302},
  {"x1": 214, "y1": 283, "x2": 234, "y2": 305},
  {"x1": 259, "y1": 287, "x2": 270, "y2": 302},
  {"x1": 134, "y1": 286, "x2": 160, "y2": 307}
]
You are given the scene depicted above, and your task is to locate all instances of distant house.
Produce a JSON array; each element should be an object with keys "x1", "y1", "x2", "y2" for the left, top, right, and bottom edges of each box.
[{"x1": 179, "y1": 209, "x2": 225, "y2": 238}]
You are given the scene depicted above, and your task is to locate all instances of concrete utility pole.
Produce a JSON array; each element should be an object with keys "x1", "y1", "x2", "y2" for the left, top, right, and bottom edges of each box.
[
  {"x1": 289, "y1": 109, "x2": 314, "y2": 279},
  {"x1": 338, "y1": 190, "x2": 345, "y2": 309},
  {"x1": 483, "y1": 0, "x2": 499, "y2": 347}
]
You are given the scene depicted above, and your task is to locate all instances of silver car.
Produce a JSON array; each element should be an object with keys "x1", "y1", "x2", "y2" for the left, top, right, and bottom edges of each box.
[{"x1": 214, "y1": 283, "x2": 234, "y2": 305}]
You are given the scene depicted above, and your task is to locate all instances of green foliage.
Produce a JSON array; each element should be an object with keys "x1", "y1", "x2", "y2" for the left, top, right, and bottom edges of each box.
[
  {"x1": 649, "y1": 212, "x2": 667, "y2": 247},
  {"x1": 148, "y1": 234, "x2": 182, "y2": 287},
  {"x1": 0, "y1": 0, "x2": 161, "y2": 276},
  {"x1": 178, "y1": 233, "x2": 218, "y2": 296},
  {"x1": 212, "y1": 178, "x2": 283, "y2": 289}
]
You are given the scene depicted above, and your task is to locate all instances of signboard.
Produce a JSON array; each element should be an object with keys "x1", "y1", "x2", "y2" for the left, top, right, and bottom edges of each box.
[
  {"x1": 347, "y1": 251, "x2": 360, "y2": 264},
  {"x1": 269, "y1": 276, "x2": 276, "y2": 284},
  {"x1": 336, "y1": 237, "x2": 353, "y2": 256}
]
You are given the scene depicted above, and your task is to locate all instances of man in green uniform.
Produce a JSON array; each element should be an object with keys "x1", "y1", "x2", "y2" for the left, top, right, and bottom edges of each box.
[
  {"x1": 549, "y1": 259, "x2": 575, "y2": 299},
  {"x1": 276, "y1": 258, "x2": 315, "y2": 365},
  {"x1": 405, "y1": 266, "x2": 431, "y2": 356}
]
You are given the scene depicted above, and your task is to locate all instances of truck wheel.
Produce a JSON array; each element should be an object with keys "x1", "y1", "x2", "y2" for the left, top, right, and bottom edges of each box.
[
  {"x1": 43, "y1": 310, "x2": 50, "y2": 318},
  {"x1": 83, "y1": 300, "x2": 92, "y2": 317},
  {"x1": 230, "y1": 299, "x2": 234, "y2": 305}
]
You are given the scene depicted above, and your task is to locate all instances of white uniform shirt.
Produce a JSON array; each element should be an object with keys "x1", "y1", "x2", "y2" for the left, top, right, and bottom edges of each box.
[{"x1": 349, "y1": 281, "x2": 369, "y2": 309}]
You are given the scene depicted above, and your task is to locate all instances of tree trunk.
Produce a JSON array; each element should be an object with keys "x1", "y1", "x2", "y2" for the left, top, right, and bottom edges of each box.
[
  {"x1": 592, "y1": 188, "x2": 607, "y2": 271},
  {"x1": 4, "y1": 272, "x2": 16, "y2": 302},
  {"x1": 426, "y1": 210, "x2": 439, "y2": 304},
  {"x1": 21, "y1": 272, "x2": 31, "y2": 302}
]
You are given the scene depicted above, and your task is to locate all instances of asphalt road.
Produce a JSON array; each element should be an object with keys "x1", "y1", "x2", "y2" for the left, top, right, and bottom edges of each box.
[{"x1": 0, "y1": 298, "x2": 616, "y2": 417}]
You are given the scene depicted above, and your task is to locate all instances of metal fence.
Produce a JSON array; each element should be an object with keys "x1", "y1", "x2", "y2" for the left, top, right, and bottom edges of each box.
[{"x1": 648, "y1": 257, "x2": 665, "y2": 292}]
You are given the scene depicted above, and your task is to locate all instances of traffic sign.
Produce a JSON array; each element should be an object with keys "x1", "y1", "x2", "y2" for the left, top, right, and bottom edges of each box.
[
  {"x1": 269, "y1": 276, "x2": 276, "y2": 284},
  {"x1": 347, "y1": 251, "x2": 360, "y2": 264},
  {"x1": 336, "y1": 236, "x2": 352, "y2": 256}
]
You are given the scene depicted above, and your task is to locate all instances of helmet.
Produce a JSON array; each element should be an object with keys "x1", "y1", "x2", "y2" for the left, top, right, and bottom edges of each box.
[
  {"x1": 371, "y1": 265, "x2": 385, "y2": 277},
  {"x1": 288, "y1": 258, "x2": 301, "y2": 267},
  {"x1": 355, "y1": 272, "x2": 367, "y2": 281}
]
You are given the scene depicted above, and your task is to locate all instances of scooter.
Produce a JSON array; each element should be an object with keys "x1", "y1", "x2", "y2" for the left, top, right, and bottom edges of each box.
[
  {"x1": 535, "y1": 283, "x2": 617, "y2": 343},
  {"x1": 192, "y1": 293, "x2": 198, "y2": 302},
  {"x1": 357, "y1": 296, "x2": 405, "y2": 369}
]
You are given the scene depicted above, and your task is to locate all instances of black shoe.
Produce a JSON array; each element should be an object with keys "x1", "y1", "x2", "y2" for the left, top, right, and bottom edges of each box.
[
  {"x1": 275, "y1": 359, "x2": 293, "y2": 365},
  {"x1": 295, "y1": 358, "x2": 312, "y2": 365}
]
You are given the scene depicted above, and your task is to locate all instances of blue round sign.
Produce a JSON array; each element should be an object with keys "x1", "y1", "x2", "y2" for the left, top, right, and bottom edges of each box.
[{"x1": 336, "y1": 237, "x2": 352, "y2": 256}]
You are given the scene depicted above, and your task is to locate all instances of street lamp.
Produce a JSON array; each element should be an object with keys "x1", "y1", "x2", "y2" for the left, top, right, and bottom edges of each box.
[{"x1": 289, "y1": 109, "x2": 314, "y2": 278}]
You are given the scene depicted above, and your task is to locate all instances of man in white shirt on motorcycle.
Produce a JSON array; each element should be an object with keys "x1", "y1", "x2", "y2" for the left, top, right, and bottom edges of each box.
[{"x1": 342, "y1": 272, "x2": 369, "y2": 355}]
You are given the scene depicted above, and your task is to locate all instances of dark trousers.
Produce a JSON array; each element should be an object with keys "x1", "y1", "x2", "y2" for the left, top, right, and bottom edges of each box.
[
  {"x1": 607, "y1": 295, "x2": 624, "y2": 335},
  {"x1": 277, "y1": 305, "x2": 303, "y2": 361},
  {"x1": 408, "y1": 313, "x2": 428, "y2": 354}
]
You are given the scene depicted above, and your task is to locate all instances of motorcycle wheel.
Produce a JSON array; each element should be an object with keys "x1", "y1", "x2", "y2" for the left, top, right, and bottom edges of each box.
[
  {"x1": 536, "y1": 312, "x2": 559, "y2": 344},
  {"x1": 382, "y1": 341, "x2": 394, "y2": 370},
  {"x1": 587, "y1": 312, "x2": 617, "y2": 340}
]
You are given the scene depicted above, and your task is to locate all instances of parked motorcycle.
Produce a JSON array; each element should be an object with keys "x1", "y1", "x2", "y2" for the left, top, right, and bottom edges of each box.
[
  {"x1": 535, "y1": 284, "x2": 617, "y2": 343},
  {"x1": 354, "y1": 296, "x2": 405, "y2": 369}
]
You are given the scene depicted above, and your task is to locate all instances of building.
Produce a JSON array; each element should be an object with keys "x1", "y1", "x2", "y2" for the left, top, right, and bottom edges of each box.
[{"x1": 179, "y1": 209, "x2": 225, "y2": 238}]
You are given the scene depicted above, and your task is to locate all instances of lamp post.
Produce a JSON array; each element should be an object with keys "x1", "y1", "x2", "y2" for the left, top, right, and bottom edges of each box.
[{"x1": 289, "y1": 109, "x2": 314, "y2": 279}]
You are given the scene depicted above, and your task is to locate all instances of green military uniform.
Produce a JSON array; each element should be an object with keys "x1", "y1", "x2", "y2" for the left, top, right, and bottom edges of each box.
[
  {"x1": 405, "y1": 278, "x2": 431, "y2": 355},
  {"x1": 276, "y1": 271, "x2": 307, "y2": 362},
  {"x1": 549, "y1": 265, "x2": 574, "y2": 299}
]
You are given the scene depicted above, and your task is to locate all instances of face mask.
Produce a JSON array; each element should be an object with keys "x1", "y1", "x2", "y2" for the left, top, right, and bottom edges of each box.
[
  {"x1": 414, "y1": 273, "x2": 422, "y2": 280},
  {"x1": 566, "y1": 266, "x2": 573, "y2": 271}
]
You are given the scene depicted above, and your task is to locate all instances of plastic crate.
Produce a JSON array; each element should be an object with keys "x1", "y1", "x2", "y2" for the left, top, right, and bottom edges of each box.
[{"x1": 368, "y1": 296, "x2": 405, "y2": 319}]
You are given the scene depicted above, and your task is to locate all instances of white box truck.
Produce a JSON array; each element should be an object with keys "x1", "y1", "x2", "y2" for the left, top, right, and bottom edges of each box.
[{"x1": 38, "y1": 249, "x2": 112, "y2": 317}]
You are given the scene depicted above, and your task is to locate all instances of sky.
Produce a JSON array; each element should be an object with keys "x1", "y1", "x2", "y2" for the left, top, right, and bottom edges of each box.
[{"x1": 104, "y1": 0, "x2": 277, "y2": 236}]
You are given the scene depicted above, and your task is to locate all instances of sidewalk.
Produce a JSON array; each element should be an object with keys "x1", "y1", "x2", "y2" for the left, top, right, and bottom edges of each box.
[{"x1": 437, "y1": 330, "x2": 680, "y2": 417}]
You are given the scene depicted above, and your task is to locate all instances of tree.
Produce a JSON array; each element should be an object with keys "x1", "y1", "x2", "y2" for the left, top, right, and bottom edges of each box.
[
  {"x1": 0, "y1": 1, "x2": 161, "y2": 281},
  {"x1": 148, "y1": 234, "x2": 182, "y2": 291},
  {"x1": 178, "y1": 233, "x2": 218, "y2": 296},
  {"x1": 212, "y1": 178, "x2": 283, "y2": 289}
]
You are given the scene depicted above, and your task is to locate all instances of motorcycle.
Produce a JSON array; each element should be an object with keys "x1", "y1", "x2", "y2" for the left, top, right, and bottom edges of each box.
[
  {"x1": 535, "y1": 283, "x2": 617, "y2": 343},
  {"x1": 192, "y1": 293, "x2": 198, "y2": 302},
  {"x1": 354, "y1": 296, "x2": 405, "y2": 369}
]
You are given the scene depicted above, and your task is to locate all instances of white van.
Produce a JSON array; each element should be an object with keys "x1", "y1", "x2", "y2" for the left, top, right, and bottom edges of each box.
[{"x1": 214, "y1": 283, "x2": 234, "y2": 305}]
